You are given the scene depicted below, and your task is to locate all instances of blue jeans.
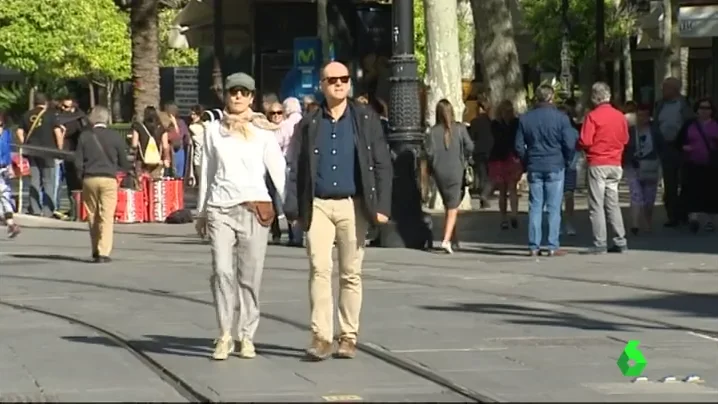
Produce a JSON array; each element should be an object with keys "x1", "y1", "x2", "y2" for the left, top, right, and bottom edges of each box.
[
  {"x1": 173, "y1": 148, "x2": 186, "y2": 178},
  {"x1": 527, "y1": 169, "x2": 565, "y2": 251}
]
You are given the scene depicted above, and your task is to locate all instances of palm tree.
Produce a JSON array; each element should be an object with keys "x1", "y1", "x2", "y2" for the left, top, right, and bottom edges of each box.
[{"x1": 116, "y1": 0, "x2": 186, "y2": 118}]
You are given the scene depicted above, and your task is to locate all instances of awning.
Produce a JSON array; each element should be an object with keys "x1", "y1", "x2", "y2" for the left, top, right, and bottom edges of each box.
[
  {"x1": 168, "y1": 0, "x2": 252, "y2": 49},
  {"x1": 659, "y1": 5, "x2": 718, "y2": 38}
]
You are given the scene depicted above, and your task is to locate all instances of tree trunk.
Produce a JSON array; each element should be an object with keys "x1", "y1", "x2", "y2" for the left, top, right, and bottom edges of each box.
[
  {"x1": 623, "y1": 36, "x2": 634, "y2": 101},
  {"x1": 612, "y1": 59, "x2": 621, "y2": 103},
  {"x1": 317, "y1": 0, "x2": 331, "y2": 63},
  {"x1": 457, "y1": 0, "x2": 475, "y2": 81},
  {"x1": 471, "y1": 0, "x2": 526, "y2": 115},
  {"x1": 106, "y1": 81, "x2": 114, "y2": 124},
  {"x1": 423, "y1": 0, "x2": 464, "y2": 125},
  {"x1": 660, "y1": 0, "x2": 681, "y2": 82},
  {"x1": 88, "y1": 81, "x2": 96, "y2": 108},
  {"x1": 131, "y1": 0, "x2": 161, "y2": 119},
  {"x1": 680, "y1": 47, "x2": 689, "y2": 96}
]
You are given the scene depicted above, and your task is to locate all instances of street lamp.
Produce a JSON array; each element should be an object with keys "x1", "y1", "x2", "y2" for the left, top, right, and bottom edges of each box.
[{"x1": 377, "y1": 0, "x2": 429, "y2": 249}]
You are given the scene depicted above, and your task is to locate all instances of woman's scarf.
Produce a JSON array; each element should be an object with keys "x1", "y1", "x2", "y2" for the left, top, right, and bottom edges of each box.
[{"x1": 221, "y1": 109, "x2": 280, "y2": 137}]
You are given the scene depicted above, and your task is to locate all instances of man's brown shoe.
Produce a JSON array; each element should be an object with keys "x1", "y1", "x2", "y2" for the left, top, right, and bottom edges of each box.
[
  {"x1": 305, "y1": 336, "x2": 333, "y2": 361},
  {"x1": 334, "y1": 338, "x2": 357, "y2": 359}
]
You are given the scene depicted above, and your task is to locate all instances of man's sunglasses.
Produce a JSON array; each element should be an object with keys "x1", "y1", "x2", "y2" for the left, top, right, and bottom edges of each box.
[
  {"x1": 322, "y1": 76, "x2": 350, "y2": 85},
  {"x1": 228, "y1": 87, "x2": 253, "y2": 97},
  {"x1": 269, "y1": 110, "x2": 283, "y2": 116}
]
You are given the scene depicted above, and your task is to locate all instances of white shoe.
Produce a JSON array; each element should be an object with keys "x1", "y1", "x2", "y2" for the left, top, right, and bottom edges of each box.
[
  {"x1": 238, "y1": 338, "x2": 256, "y2": 359},
  {"x1": 440, "y1": 240, "x2": 453, "y2": 254},
  {"x1": 211, "y1": 336, "x2": 235, "y2": 360}
]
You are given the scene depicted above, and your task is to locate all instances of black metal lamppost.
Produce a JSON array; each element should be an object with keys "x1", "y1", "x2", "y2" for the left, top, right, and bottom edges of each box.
[{"x1": 377, "y1": 0, "x2": 429, "y2": 249}]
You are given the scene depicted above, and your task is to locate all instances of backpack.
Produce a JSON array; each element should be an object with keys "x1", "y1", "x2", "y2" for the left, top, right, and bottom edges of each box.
[{"x1": 139, "y1": 123, "x2": 162, "y2": 165}]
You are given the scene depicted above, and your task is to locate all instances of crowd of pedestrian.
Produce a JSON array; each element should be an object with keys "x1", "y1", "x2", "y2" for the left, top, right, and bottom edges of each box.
[
  {"x1": 427, "y1": 77, "x2": 716, "y2": 257},
  {"x1": 2, "y1": 64, "x2": 717, "y2": 363}
]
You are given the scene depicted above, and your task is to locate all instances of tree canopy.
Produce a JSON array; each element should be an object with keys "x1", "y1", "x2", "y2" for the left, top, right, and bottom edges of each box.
[
  {"x1": 520, "y1": 0, "x2": 635, "y2": 70},
  {"x1": 159, "y1": 8, "x2": 199, "y2": 67},
  {"x1": 0, "y1": 0, "x2": 131, "y2": 82}
]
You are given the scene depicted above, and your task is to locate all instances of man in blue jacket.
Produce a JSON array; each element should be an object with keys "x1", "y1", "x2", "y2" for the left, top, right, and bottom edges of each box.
[{"x1": 515, "y1": 85, "x2": 578, "y2": 256}]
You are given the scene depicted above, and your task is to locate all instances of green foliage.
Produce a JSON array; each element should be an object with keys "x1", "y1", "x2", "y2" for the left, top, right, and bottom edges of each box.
[
  {"x1": 0, "y1": 80, "x2": 67, "y2": 121},
  {"x1": 0, "y1": 0, "x2": 130, "y2": 82},
  {"x1": 414, "y1": 0, "x2": 426, "y2": 78},
  {"x1": 69, "y1": 0, "x2": 131, "y2": 82},
  {"x1": 159, "y1": 8, "x2": 198, "y2": 67},
  {"x1": 520, "y1": 0, "x2": 636, "y2": 70},
  {"x1": 0, "y1": 83, "x2": 25, "y2": 119}
]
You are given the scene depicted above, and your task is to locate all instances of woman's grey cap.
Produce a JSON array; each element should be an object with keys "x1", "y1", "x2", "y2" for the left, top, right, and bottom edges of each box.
[{"x1": 225, "y1": 72, "x2": 255, "y2": 91}]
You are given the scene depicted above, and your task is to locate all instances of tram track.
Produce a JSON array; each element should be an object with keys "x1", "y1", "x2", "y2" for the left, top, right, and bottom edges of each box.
[
  {"x1": 2, "y1": 250, "x2": 716, "y2": 402},
  {"x1": 0, "y1": 300, "x2": 212, "y2": 403},
  {"x1": 0, "y1": 276, "x2": 499, "y2": 403}
]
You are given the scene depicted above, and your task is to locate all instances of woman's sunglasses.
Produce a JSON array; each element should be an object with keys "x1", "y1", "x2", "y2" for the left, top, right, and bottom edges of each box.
[
  {"x1": 322, "y1": 75, "x2": 350, "y2": 85},
  {"x1": 228, "y1": 87, "x2": 253, "y2": 97},
  {"x1": 269, "y1": 110, "x2": 283, "y2": 117}
]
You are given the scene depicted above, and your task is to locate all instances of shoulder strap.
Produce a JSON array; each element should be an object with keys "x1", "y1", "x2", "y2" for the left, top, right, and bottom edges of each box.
[
  {"x1": 137, "y1": 123, "x2": 157, "y2": 161},
  {"x1": 693, "y1": 121, "x2": 715, "y2": 153},
  {"x1": 25, "y1": 108, "x2": 47, "y2": 142},
  {"x1": 89, "y1": 129, "x2": 114, "y2": 165}
]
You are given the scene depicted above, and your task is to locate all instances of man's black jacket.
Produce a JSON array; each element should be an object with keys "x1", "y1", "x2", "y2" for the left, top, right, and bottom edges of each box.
[{"x1": 283, "y1": 101, "x2": 393, "y2": 230}]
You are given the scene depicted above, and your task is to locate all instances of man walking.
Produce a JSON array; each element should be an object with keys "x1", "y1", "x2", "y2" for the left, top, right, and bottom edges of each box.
[
  {"x1": 74, "y1": 106, "x2": 131, "y2": 263},
  {"x1": 15, "y1": 93, "x2": 64, "y2": 217},
  {"x1": 284, "y1": 61, "x2": 393, "y2": 361},
  {"x1": 579, "y1": 82, "x2": 629, "y2": 254},
  {"x1": 653, "y1": 77, "x2": 693, "y2": 227},
  {"x1": 515, "y1": 85, "x2": 578, "y2": 257}
]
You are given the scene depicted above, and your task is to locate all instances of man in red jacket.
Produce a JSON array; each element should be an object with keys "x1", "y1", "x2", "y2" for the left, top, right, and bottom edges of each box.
[{"x1": 578, "y1": 82, "x2": 629, "y2": 254}]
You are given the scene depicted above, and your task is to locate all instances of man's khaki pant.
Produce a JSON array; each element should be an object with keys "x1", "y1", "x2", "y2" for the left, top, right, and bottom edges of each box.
[
  {"x1": 82, "y1": 177, "x2": 118, "y2": 257},
  {"x1": 306, "y1": 197, "x2": 369, "y2": 343}
]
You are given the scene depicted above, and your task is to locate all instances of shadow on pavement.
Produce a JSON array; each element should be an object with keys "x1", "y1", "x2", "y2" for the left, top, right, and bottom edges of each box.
[
  {"x1": 7, "y1": 253, "x2": 92, "y2": 263},
  {"x1": 569, "y1": 292, "x2": 718, "y2": 320},
  {"x1": 62, "y1": 335, "x2": 305, "y2": 359},
  {"x1": 433, "y1": 207, "x2": 718, "y2": 255},
  {"x1": 419, "y1": 302, "x2": 666, "y2": 331}
]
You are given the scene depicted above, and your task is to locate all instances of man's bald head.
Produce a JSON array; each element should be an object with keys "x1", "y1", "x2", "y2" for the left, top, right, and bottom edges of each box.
[
  {"x1": 662, "y1": 77, "x2": 681, "y2": 100},
  {"x1": 320, "y1": 61, "x2": 352, "y2": 104},
  {"x1": 321, "y1": 61, "x2": 349, "y2": 79}
]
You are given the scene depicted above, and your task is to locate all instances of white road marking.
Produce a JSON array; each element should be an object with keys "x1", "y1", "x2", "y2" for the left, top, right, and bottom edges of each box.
[
  {"x1": 687, "y1": 331, "x2": 718, "y2": 342},
  {"x1": 391, "y1": 347, "x2": 507, "y2": 353}
]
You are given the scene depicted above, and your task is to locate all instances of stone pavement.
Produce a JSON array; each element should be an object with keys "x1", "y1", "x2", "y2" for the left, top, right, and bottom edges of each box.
[{"x1": 1, "y1": 204, "x2": 717, "y2": 402}]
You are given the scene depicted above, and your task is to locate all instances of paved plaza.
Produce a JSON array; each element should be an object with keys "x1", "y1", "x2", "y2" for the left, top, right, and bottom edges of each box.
[{"x1": 1, "y1": 201, "x2": 717, "y2": 402}]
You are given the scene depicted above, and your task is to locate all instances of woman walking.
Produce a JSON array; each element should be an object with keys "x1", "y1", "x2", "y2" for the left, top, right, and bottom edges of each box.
[
  {"x1": 187, "y1": 105, "x2": 206, "y2": 187},
  {"x1": 131, "y1": 106, "x2": 171, "y2": 179},
  {"x1": 426, "y1": 99, "x2": 474, "y2": 254},
  {"x1": 488, "y1": 100, "x2": 522, "y2": 230},
  {"x1": 623, "y1": 104, "x2": 662, "y2": 235},
  {"x1": 195, "y1": 72, "x2": 286, "y2": 360},
  {"x1": 677, "y1": 98, "x2": 718, "y2": 233}
]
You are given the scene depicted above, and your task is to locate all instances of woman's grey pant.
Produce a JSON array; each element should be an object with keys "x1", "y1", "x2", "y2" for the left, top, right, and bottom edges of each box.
[{"x1": 207, "y1": 204, "x2": 270, "y2": 341}]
